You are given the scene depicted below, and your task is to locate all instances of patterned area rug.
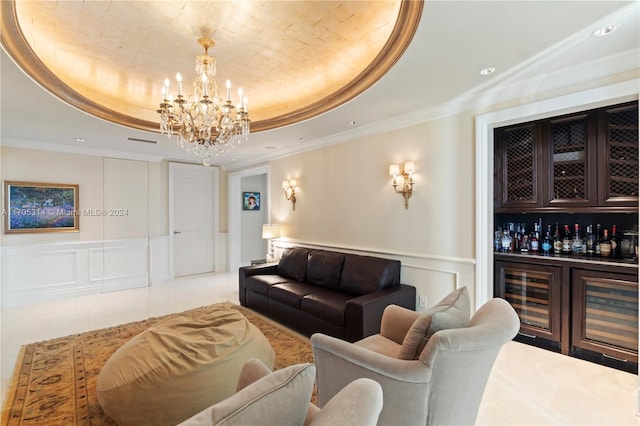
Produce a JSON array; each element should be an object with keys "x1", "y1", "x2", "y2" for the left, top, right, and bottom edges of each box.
[{"x1": 1, "y1": 302, "x2": 314, "y2": 425}]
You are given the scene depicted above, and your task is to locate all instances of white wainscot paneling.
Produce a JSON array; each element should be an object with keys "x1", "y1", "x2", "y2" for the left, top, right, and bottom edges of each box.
[
  {"x1": 149, "y1": 235, "x2": 170, "y2": 284},
  {"x1": 93, "y1": 239, "x2": 149, "y2": 292},
  {"x1": 2, "y1": 239, "x2": 149, "y2": 307}
]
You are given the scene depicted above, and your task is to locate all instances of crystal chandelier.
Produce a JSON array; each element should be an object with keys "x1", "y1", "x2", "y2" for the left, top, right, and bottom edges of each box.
[{"x1": 157, "y1": 37, "x2": 250, "y2": 166}]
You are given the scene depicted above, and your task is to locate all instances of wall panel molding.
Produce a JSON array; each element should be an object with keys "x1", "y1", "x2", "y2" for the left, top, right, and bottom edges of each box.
[
  {"x1": 275, "y1": 239, "x2": 475, "y2": 265},
  {"x1": 2, "y1": 238, "x2": 148, "y2": 307}
]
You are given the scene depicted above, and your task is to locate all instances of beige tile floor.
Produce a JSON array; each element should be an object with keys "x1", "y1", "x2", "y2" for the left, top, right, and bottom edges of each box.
[{"x1": 1, "y1": 272, "x2": 639, "y2": 425}]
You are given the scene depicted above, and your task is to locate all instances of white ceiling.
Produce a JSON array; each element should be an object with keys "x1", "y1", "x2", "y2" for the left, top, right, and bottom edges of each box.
[{"x1": 1, "y1": 1, "x2": 638, "y2": 171}]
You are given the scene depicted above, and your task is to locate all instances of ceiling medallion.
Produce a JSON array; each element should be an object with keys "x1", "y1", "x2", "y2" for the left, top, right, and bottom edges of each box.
[{"x1": 157, "y1": 37, "x2": 250, "y2": 166}]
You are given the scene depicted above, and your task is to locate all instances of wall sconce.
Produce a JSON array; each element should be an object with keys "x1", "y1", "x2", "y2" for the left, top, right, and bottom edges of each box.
[
  {"x1": 262, "y1": 224, "x2": 281, "y2": 262},
  {"x1": 389, "y1": 161, "x2": 415, "y2": 209},
  {"x1": 282, "y1": 179, "x2": 298, "y2": 211}
]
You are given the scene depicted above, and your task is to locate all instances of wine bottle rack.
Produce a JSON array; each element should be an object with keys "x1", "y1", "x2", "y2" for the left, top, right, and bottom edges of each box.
[
  {"x1": 571, "y1": 269, "x2": 638, "y2": 364},
  {"x1": 495, "y1": 260, "x2": 562, "y2": 343}
]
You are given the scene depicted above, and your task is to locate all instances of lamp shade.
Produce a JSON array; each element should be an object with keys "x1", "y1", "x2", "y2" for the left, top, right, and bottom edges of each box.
[
  {"x1": 389, "y1": 164, "x2": 400, "y2": 176},
  {"x1": 262, "y1": 224, "x2": 281, "y2": 239}
]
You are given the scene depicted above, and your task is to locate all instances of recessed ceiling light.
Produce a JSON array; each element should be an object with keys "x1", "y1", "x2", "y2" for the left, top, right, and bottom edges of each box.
[
  {"x1": 298, "y1": 137, "x2": 304, "y2": 142},
  {"x1": 592, "y1": 25, "x2": 618, "y2": 37},
  {"x1": 350, "y1": 120, "x2": 357, "y2": 125},
  {"x1": 479, "y1": 67, "x2": 496, "y2": 76},
  {"x1": 74, "y1": 137, "x2": 86, "y2": 142}
]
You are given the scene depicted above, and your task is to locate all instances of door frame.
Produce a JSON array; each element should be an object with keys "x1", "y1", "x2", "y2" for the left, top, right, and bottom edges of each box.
[
  {"x1": 474, "y1": 79, "x2": 638, "y2": 309},
  {"x1": 228, "y1": 165, "x2": 270, "y2": 272},
  {"x1": 168, "y1": 162, "x2": 219, "y2": 278}
]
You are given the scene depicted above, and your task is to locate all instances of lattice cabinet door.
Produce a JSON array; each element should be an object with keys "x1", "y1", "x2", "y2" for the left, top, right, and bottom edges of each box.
[
  {"x1": 571, "y1": 268, "x2": 638, "y2": 367},
  {"x1": 546, "y1": 112, "x2": 597, "y2": 207},
  {"x1": 598, "y1": 101, "x2": 639, "y2": 208},
  {"x1": 494, "y1": 123, "x2": 542, "y2": 210},
  {"x1": 494, "y1": 260, "x2": 563, "y2": 346}
]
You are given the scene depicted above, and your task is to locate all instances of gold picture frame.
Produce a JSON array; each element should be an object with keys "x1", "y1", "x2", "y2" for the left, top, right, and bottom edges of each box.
[{"x1": 3, "y1": 181, "x2": 79, "y2": 233}]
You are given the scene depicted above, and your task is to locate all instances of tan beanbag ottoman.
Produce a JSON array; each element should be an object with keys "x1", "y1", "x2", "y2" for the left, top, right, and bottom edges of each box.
[{"x1": 96, "y1": 308, "x2": 275, "y2": 426}]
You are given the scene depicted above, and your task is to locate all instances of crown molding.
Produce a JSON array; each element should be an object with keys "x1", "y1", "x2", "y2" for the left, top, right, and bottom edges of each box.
[{"x1": 1, "y1": 137, "x2": 167, "y2": 163}]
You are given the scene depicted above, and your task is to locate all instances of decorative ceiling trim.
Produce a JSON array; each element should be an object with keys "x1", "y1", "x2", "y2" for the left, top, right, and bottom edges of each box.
[{"x1": 1, "y1": 0, "x2": 423, "y2": 134}]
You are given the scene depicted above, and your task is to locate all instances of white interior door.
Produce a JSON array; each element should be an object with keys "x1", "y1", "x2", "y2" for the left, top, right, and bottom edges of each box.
[{"x1": 170, "y1": 163, "x2": 216, "y2": 277}]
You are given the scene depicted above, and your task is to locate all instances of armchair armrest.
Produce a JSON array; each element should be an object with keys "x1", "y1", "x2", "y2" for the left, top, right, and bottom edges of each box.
[{"x1": 379, "y1": 304, "x2": 421, "y2": 345}]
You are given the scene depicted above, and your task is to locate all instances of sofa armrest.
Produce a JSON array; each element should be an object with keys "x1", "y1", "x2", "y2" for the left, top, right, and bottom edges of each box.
[
  {"x1": 239, "y1": 263, "x2": 279, "y2": 277},
  {"x1": 379, "y1": 305, "x2": 422, "y2": 345},
  {"x1": 238, "y1": 264, "x2": 279, "y2": 305},
  {"x1": 343, "y1": 284, "x2": 416, "y2": 342}
]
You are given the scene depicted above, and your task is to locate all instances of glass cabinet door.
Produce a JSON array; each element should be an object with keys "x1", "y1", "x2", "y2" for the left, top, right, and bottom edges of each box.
[
  {"x1": 598, "y1": 102, "x2": 639, "y2": 207},
  {"x1": 571, "y1": 268, "x2": 638, "y2": 364},
  {"x1": 494, "y1": 123, "x2": 541, "y2": 210},
  {"x1": 495, "y1": 260, "x2": 562, "y2": 344},
  {"x1": 546, "y1": 112, "x2": 597, "y2": 207}
]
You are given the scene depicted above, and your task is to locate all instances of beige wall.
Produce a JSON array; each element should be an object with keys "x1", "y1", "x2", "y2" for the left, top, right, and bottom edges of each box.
[
  {"x1": 269, "y1": 112, "x2": 474, "y2": 258},
  {"x1": 0, "y1": 147, "x2": 168, "y2": 244},
  {"x1": 268, "y1": 112, "x2": 476, "y2": 307}
]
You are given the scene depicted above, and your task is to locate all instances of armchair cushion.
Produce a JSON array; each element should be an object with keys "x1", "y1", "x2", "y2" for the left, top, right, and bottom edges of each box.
[{"x1": 399, "y1": 286, "x2": 470, "y2": 360}]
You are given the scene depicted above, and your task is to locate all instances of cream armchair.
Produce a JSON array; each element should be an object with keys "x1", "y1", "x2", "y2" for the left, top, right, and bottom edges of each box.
[{"x1": 311, "y1": 296, "x2": 519, "y2": 426}]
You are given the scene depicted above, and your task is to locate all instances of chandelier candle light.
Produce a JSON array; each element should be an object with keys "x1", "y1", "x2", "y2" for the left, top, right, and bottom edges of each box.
[{"x1": 157, "y1": 37, "x2": 250, "y2": 166}]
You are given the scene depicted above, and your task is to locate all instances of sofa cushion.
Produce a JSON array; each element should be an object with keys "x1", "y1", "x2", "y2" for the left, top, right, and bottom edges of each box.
[
  {"x1": 306, "y1": 251, "x2": 345, "y2": 289},
  {"x1": 301, "y1": 289, "x2": 352, "y2": 326},
  {"x1": 244, "y1": 275, "x2": 290, "y2": 296},
  {"x1": 399, "y1": 286, "x2": 470, "y2": 360},
  {"x1": 277, "y1": 247, "x2": 311, "y2": 281},
  {"x1": 268, "y1": 282, "x2": 319, "y2": 309},
  {"x1": 339, "y1": 255, "x2": 400, "y2": 295}
]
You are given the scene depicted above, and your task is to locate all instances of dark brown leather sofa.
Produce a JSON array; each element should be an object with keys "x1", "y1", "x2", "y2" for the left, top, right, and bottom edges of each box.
[{"x1": 239, "y1": 247, "x2": 416, "y2": 342}]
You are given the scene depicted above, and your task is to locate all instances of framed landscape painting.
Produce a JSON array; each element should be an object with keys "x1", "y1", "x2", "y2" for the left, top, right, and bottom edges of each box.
[{"x1": 3, "y1": 181, "x2": 79, "y2": 233}]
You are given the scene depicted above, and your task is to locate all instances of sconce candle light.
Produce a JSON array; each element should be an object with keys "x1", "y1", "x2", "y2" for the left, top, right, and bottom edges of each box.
[
  {"x1": 389, "y1": 161, "x2": 415, "y2": 209},
  {"x1": 282, "y1": 179, "x2": 298, "y2": 211}
]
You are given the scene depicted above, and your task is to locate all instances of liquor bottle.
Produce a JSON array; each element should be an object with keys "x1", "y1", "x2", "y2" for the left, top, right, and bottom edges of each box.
[
  {"x1": 562, "y1": 224, "x2": 572, "y2": 254},
  {"x1": 595, "y1": 224, "x2": 602, "y2": 256},
  {"x1": 600, "y1": 228, "x2": 612, "y2": 257},
  {"x1": 611, "y1": 224, "x2": 619, "y2": 258},
  {"x1": 571, "y1": 223, "x2": 583, "y2": 255},
  {"x1": 553, "y1": 223, "x2": 563, "y2": 254},
  {"x1": 530, "y1": 223, "x2": 539, "y2": 253},
  {"x1": 541, "y1": 228, "x2": 552, "y2": 254},
  {"x1": 585, "y1": 224, "x2": 596, "y2": 256},
  {"x1": 520, "y1": 233, "x2": 530, "y2": 252},
  {"x1": 494, "y1": 230, "x2": 502, "y2": 252},
  {"x1": 501, "y1": 230, "x2": 512, "y2": 252}
]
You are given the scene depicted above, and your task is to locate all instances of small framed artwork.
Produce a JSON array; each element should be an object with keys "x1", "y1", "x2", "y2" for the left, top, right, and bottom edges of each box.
[
  {"x1": 3, "y1": 181, "x2": 79, "y2": 233},
  {"x1": 243, "y1": 192, "x2": 260, "y2": 211}
]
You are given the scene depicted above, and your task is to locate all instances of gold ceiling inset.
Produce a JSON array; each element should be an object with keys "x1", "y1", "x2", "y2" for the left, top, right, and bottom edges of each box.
[{"x1": 1, "y1": 1, "x2": 423, "y2": 134}]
